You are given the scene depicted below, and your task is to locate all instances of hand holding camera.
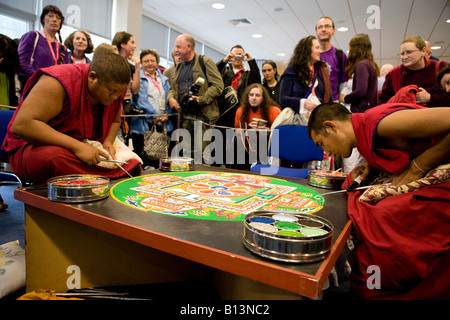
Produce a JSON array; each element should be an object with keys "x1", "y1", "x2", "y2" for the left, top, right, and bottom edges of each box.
[
  {"x1": 181, "y1": 77, "x2": 205, "y2": 114},
  {"x1": 224, "y1": 51, "x2": 253, "y2": 63},
  {"x1": 235, "y1": 52, "x2": 254, "y2": 61}
]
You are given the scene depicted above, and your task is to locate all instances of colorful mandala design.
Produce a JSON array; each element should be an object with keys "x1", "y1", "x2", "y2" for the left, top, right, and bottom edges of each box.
[{"x1": 111, "y1": 171, "x2": 325, "y2": 222}]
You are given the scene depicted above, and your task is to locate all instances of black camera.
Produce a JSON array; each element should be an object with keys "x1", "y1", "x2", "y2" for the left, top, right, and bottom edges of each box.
[
  {"x1": 181, "y1": 77, "x2": 205, "y2": 114},
  {"x1": 123, "y1": 100, "x2": 145, "y2": 115}
]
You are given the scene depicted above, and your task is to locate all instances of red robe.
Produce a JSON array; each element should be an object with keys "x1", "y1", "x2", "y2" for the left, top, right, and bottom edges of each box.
[
  {"x1": 345, "y1": 103, "x2": 450, "y2": 299},
  {"x1": 3, "y1": 64, "x2": 141, "y2": 184}
]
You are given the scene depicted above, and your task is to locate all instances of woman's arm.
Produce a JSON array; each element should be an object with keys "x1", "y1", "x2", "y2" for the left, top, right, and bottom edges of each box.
[
  {"x1": 17, "y1": 31, "x2": 38, "y2": 77},
  {"x1": 344, "y1": 61, "x2": 370, "y2": 102},
  {"x1": 130, "y1": 57, "x2": 141, "y2": 95},
  {"x1": 279, "y1": 75, "x2": 302, "y2": 113}
]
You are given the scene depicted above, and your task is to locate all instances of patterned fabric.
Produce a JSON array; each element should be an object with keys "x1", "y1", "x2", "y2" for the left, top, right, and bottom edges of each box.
[
  {"x1": 0, "y1": 240, "x2": 25, "y2": 298},
  {"x1": 359, "y1": 163, "x2": 450, "y2": 204}
]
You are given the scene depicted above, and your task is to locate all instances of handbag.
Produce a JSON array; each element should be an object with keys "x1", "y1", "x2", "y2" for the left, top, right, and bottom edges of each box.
[
  {"x1": 143, "y1": 123, "x2": 170, "y2": 160},
  {"x1": 218, "y1": 86, "x2": 239, "y2": 117}
]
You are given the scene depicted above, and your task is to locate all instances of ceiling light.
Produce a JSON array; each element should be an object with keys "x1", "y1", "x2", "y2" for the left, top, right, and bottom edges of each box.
[
  {"x1": 431, "y1": 46, "x2": 441, "y2": 50},
  {"x1": 337, "y1": 27, "x2": 348, "y2": 32},
  {"x1": 212, "y1": 3, "x2": 225, "y2": 9},
  {"x1": 277, "y1": 53, "x2": 286, "y2": 57},
  {"x1": 446, "y1": 19, "x2": 450, "y2": 23},
  {"x1": 252, "y1": 33, "x2": 262, "y2": 38}
]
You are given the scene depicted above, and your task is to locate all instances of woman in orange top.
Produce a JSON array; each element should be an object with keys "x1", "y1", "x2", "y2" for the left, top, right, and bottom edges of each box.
[
  {"x1": 232, "y1": 83, "x2": 281, "y2": 170},
  {"x1": 234, "y1": 83, "x2": 281, "y2": 129}
]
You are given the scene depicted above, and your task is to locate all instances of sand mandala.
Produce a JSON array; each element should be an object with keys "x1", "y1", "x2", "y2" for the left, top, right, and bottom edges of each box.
[{"x1": 111, "y1": 171, "x2": 325, "y2": 221}]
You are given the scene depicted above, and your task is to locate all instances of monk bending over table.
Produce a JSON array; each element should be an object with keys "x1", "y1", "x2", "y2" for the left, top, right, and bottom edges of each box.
[
  {"x1": 2, "y1": 53, "x2": 142, "y2": 185},
  {"x1": 308, "y1": 102, "x2": 450, "y2": 299}
]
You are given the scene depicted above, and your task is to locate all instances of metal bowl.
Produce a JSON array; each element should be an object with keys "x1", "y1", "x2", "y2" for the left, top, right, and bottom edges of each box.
[
  {"x1": 159, "y1": 157, "x2": 194, "y2": 172},
  {"x1": 307, "y1": 170, "x2": 348, "y2": 189},
  {"x1": 243, "y1": 210, "x2": 333, "y2": 263},
  {"x1": 47, "y1": 174, "x2": 110, "y2": 203}
]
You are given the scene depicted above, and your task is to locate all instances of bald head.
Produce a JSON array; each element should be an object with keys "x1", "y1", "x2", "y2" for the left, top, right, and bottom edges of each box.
[
  {"x1": 175, "y1": 34, "x2": 195, "y2": 61},
  {"x1": 425, "y1": 40, "x2": 432, "y2": 58},
  {"x1": 380, "y1": 64, "x2": 394, "y2": 76}
]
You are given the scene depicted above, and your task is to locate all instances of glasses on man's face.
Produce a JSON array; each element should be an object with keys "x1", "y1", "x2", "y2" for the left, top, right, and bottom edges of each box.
[
  {"x1": 398, "y1": 50, "x2": 419, "y2": 57},
  {"x1": 317, "y1": 24, "x2": 333, "y2": 30}
]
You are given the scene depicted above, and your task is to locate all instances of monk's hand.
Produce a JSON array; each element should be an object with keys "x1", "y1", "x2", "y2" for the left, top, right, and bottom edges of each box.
[
  {"x1": 75, "y1": 144, "x2": 109, "y2": 166},
  {"x1": 351, "y1": 162, "x2": 371, "y2": 181},
  {"x1": 387, "y1": 161, "x2": 425, "y2": 186},
  {"x1": 103, "y1": 141, "x2": 116, "y2": 160}
]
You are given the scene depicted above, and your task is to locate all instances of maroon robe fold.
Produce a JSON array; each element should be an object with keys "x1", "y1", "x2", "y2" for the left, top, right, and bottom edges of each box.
[
  {"x1": 345, "y1": 103, "x2": 450, "y2": 299},
  {"x1": 2, "y1": 64, "x2": 141, "y2": 184}
]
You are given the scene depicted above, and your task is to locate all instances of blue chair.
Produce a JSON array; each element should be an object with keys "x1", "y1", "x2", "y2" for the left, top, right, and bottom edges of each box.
[
  {"x1": 0, "y1": 108, "x2": 23, "y2": 186},
  {"x1": 251, "y1": 125, "x2": 324, "y2": 179}
]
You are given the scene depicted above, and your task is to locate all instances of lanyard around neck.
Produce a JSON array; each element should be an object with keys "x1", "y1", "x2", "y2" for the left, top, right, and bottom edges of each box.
[
  {"x1": 44, "y1": 33, "x2": 60, "y2": 65},
  {"x1": 71, "y1": 54, "x2": 85, "y2": 64},
  {"x1": 144, "y1": 71, "x2": 161, "y2": 93}
]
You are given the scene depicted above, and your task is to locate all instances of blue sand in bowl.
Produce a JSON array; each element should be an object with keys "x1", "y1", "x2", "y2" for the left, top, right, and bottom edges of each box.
[{"x1": 249, "y1": 217, "x2": 275, "y2": 224}]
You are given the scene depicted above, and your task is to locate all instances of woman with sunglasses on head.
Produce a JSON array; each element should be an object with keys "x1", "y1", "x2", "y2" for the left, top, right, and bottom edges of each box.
[
  {"x1": 18, "y1": 5, "x2": 69, "y2": 90},
  {"x1": 378, "y1": 35, "x2": 449, "y2": 106}
]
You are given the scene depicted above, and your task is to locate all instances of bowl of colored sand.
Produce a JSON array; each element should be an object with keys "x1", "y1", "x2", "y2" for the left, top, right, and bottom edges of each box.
[
  {"x1": 307, "y1": 170, "x2": 348, "y2": 189},
  {"x1": 243, "y1": 210, "x2": 333, "y2": 263},
  {"x1": 47, "y1": 174, "x2": 110, "y2": 203},
  {"x1": 159, "y1": 157, "x2": 194, "y2": 172}
]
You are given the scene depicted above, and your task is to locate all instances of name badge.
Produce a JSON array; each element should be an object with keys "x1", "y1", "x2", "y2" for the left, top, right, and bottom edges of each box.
[{"x1": 159, "y1": 99, "x2": 166, "y2": 111}]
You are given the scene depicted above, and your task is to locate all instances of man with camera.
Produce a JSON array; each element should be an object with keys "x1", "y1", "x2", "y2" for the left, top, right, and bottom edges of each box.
[
  {"x1": 167, "y1": 34, "x2": 224, "y2": 160},
  {"x1": 216, "y1": 45, "x2": 261, "y2": 127},
  {"x1": 214, "y1": 45, "x2": 261, "y2": 167}
]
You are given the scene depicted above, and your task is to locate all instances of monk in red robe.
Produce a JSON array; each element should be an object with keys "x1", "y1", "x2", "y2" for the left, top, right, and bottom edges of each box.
[
  {"x1": 2, "y1": 53, "x2": 141, "y2": 184},
  {"x1": 308, "y1": 102, "x2": 450, "y2": 299}
]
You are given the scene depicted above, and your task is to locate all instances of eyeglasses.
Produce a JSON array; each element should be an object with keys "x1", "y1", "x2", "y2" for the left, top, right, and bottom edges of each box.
[
  {"x1": 317, "y1": 24, "x2": 333, "y2": 30},
  {"x1": 398, "y1": 50, "x2": 419, "y2": 57}
]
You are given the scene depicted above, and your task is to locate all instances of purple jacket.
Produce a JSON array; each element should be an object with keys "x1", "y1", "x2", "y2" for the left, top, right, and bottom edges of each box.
[
  {"x1": 18, "y1": 30, "x2": 69, "y2": 80},
  {"x1": 344, "y1": 59, "x2": 378, "y2": 113}
]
